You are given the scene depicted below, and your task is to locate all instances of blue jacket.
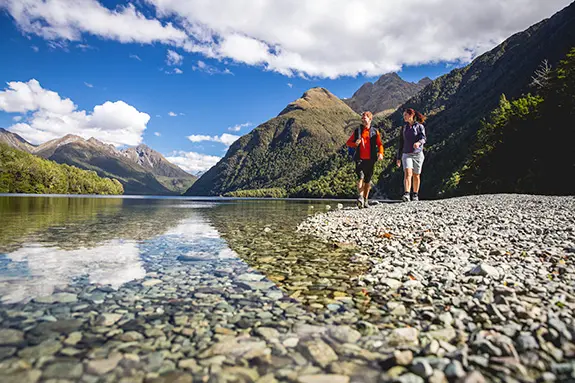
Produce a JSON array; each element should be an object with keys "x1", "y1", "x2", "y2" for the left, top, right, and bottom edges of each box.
[{"x1": 397, "y1": 122, "x2": 426, "y2": 160}]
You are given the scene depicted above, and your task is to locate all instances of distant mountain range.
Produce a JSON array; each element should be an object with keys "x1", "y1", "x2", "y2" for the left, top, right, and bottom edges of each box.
[
  {"x1": 343, "y1": 73, "x2": 431, "y2": 115},
  {"x1": 0, "y1": 129, "x2": 196, "y2": 195}
]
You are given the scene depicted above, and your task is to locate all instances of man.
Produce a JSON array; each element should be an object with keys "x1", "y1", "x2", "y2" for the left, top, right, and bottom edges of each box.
[{"x1": 346, "y1": 111, "x2": 384, "y2": 208}]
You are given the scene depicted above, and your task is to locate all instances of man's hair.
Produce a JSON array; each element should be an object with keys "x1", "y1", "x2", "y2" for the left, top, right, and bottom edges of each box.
[{"x1": 362, "y1": 111, "x2": 373, "y2": 119}]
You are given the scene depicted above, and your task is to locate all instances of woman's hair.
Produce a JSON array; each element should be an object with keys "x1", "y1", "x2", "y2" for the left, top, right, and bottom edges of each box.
[{"x1": 404, "y1": 108, "x2": 426, "y2": 123}]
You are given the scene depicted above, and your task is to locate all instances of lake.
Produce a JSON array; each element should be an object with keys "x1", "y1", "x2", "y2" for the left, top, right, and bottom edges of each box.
[{"x1": 0, "y1": 195, "x2": 388, "y2": 381}]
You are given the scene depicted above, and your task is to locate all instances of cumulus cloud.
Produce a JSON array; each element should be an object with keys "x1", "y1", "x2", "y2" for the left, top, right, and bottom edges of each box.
[
  {"x1": 12, "y1": 116, "x2": 22, "y2": 122},
  {"x1": 187, "y1": 133, "x2": 240, "y2": 147},
  {"x1": 0, "y1": 79, "x2": 149, "y2": 146},
  {"x1": 168, "y1": 111, "x2": 177, "y2": 117},
  {"x1": 228, "y1": 122, "x2": 251, "y2": 132},
  {"x1": 2, "y1": 0, "x2": 572, "y2": 78},
  {"x1": 154, "y1": 132, "x2": 161, "y2": 136},
  {"x1": 165, "y1": 151, "x2": 221, "y2": 173},
  {"x1": 166, "y1": 49, "x2": 183, "y2": 66},
  {"x1": 173, "y1": 68, "x2": 183, "y2": 74},
  {"x1": 287, "y1": 83, "x2": 293, "y2": 88}
]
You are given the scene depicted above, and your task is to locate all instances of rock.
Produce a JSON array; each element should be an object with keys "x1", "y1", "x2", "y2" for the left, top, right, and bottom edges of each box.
[
  {"x1": 516, "y1": 333, "x2": 539, "y2": 351},
  {"x1": 383, "y1": 278, "x2": 403, "y2": 289},
  {"x1": 119, "y1": 331, "x2": 145, "y2": 341},
  {"x1": 237, "y1": 281, "x2": 276, "y2": 290},
  {"x1": 300, "y1": 339, "x2": 338, "y2": 368},
  {"x1": 0, "y1": 329, "x2": 24, "y2": 345},
  {"x1": 256, "y1": 327, "x2": 280, "y2": 341},
  {"x1": 43, "y1": 361, "x2": 84, "y2": 379},
  {"x1": 392, "y1": 304, "x2": 407, "y2": 316},
  {"x1": 86, "y1": 352, "x2": 123, "y2": 375},
  {"x1": 468, "y1": 263, "x2": 500, "y2": 279},
  {"x1": 0, "y1": 347, "x2": 16, "y2": 360},
  {"x1": 410, "y1": 359, "x2": 433, "y2": 378},
  {"x1": 462, "y1": 371, "x2": 486, "y2": 383},
  {"x1": 327, "y1": 326, "x2": 361, "y2": 343},
  {"x1": 97, "y1": 313, "x2": 123, "y2": 326},
  {"x1": 397, "y1": 373, "x2": 425, "y2": 383},
  {"x1": 34, "y1": 292, "x2": 77, "y2": 304},
  {"x1": 178, "y1": 359, "x2": 199, "y2": 371},
  {"x1": 389, "y1": 327, "x2": 419, "y2": 347},
  {"x1": 142, "y1": 279, "x2": 162, "y2": 287},
  {"x1": 394, "y1": 350, "x2": 414, "y2": 366},
  {"x1": 238, "y1": 273, "x2": 266, "y2": 282},
  {"x1": 18, "y1": 339, "x2": 62, "y2": 360},
  {"x1": 429, "y1": 370, "x2": 448, "y2": 383},
  {"x1": 220, "y1": 367, "x2": 260, "y2": 382},
  {"x1": 298, "y1": 375, "x2": 350, "y2": 383},
  {"x1": 444, "y1": 360, "x2": 465, "y2": 379},
  {"x1": 425, "y1": 328, "x2": 456, "y2": 342},
  {"x1": 1, "y1": 369, "x2": 42, "y2": 383},
  {"x1": 148, "y1": 371, "x2": 193, "y2": 383},
  {"x1": 64, "y1": 331, "x2": 82, "y2": 346},
  {"x1": 283, "y1": 338, "x2": 299, "y2": 348}
]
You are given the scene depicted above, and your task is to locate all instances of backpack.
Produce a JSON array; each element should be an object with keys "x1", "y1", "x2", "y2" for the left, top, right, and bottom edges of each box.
[{"x1": 347, "y1": 128, "x2": 360, "y2": 160}]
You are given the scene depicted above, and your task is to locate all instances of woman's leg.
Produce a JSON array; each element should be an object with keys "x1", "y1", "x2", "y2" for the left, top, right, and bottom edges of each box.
[
  {"x1": 413, "y1": 173, "x2": 420, "y2": 193},
  {"x1": 404, "y1": 168, "x2": 413, "y2": 193}
]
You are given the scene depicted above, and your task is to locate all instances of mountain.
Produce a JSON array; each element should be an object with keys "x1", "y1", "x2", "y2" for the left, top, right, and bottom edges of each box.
[
  {"x1": 0, "y1": 131, "x2": 195, "y2": 195},
  {"x1": 186, "y1": 87, "x2": 360, "y2": 196},
  {"x1": 122, "y1": 144, "x2": 196, "y2": 193},
  {"x1": 0, "y1": 143, "x2": 123, "y2": 195},
  {"x1": 374, "y1": 1, "x2": 575, "y2": 199},
  {"x1": 0, "y1": 128, "x2": 36, "y2": 153},
  {"x1": 343, "y1": 73, "x2": 431, "y2": 115}
]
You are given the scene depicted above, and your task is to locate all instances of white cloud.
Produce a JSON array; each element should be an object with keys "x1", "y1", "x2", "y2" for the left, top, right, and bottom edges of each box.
[
  {"x1": 12, "y1": 116, "x2": 22, "y2": 122},
  {"x1": 2, "y1": 0, "x2": 572, "y2": 78},
  {"x1": 154, "y1": 132, "x2": 161, "y2": 136},
  {"x1": 165, "y1": 151, "x2": 221, "y2": 173},
  {"x1": 31, "y1": 45, "x2": 39, "y2": 52},
  {"x1": 168, "y1": 111, "x2": 177, "y2": 117},
  {"x1": 192, "y1": 60, "x2": 233, "y2": 75},
  {"x1": 173, "y1": 68, "x2": 183, "y2": 74},
  {"x1": 287, "y1": 83, "x2": 293, "y2": 88},
  {"x1": 166, "y1": 49, "x2": 183, "y2": 66},
  {"x1": 228, "y1": 122, "x2": 251, "y2": 132},
  {"x1": 129, "y1": 54, "x2": 142, "y2": 61},
  {"x1": 84, "y1": 82, "x2": 93, "y2": 88},
  {"x1": 187, "y1": 133, "x2": 240, "y2": 147},
  {"x1": 0, "y1": 79, "x2": 150, "y2": 146}
]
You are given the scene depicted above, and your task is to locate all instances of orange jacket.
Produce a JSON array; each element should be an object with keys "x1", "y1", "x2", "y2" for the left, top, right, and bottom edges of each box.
[{"x1": 346, "y1": 126, "x2": 384, "y2": 160}]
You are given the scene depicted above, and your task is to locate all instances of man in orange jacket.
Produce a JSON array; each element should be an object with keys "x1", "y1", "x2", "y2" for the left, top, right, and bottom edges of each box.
[{"x1": 346, "y1": 111, "x2": 384, "y2": 208}]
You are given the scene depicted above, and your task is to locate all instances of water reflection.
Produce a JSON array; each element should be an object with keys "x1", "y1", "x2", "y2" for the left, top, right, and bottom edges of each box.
[
  {"x1": 0, "y1": 196, "x2": 366, "y2": 311},
  {"x1": 0, "y1": 240, "x2": 143, "y2": 304}
]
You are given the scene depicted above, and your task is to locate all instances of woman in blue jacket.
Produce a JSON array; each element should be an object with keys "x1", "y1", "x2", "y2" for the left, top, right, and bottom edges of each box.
[{"x1": 396, "y1": 108, "x2": 427, "y2": 202}]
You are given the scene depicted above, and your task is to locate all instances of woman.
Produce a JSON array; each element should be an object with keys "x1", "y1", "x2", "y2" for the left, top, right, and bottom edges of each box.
[{"x1": 396, "y1": 108, "x2": 426, "y2": 202}]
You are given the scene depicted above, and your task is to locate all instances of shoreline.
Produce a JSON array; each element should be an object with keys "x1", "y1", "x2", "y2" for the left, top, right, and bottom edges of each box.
[{"x1": 298, "y1": 194, "x2": 575, "y2": 382}]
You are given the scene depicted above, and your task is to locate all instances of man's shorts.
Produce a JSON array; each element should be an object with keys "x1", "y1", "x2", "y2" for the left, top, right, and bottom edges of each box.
[
  {"x1": 402, "y1": 152, "x2": 425, "y2": 174},
  {"x1": 355, "y1": 159, "x2": 376, "y2": 184}
]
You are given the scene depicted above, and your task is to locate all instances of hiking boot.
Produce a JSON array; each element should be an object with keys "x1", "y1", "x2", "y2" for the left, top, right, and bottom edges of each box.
[
  {"x1": 357, "y1": 195, "x2": 364, "y2": 208},
  {"x1": 412, "y1": 193, "x2": 419, "y2": 201},
  {"x1": 363, "y1": 199, "x2": 370, "y2": 208},
  {"x1": 402, "y1": 193, "x2": 410, "y2": 202}
]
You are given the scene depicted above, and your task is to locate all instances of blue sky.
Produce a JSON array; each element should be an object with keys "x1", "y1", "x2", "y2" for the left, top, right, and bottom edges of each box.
[{"x1": 0, "y1": 0, "x2": 571, "y2": 173}]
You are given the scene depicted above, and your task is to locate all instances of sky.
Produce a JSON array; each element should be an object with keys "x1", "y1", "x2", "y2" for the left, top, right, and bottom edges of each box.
[{"x1": 0, "y1": 0, "x2": 572, "y2": 174}]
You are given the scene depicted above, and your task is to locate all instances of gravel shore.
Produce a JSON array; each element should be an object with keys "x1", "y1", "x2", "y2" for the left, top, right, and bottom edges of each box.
[{"x1": 298, "y1": 194, "x2": 575, "y2": 382}]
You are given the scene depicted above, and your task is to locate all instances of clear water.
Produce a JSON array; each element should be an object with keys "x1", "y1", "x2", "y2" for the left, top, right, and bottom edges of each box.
[{"x1": 0, "y1": 196, "x2": 367, "y2": 308}]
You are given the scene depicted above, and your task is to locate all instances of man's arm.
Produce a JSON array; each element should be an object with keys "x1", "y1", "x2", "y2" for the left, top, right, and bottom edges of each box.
[
  {"x1": 376, "y1": 131, "x2": 384, "y2": 156},
  {"x1": 346, "y1": 131, "x2": 357, "y2": 148}
]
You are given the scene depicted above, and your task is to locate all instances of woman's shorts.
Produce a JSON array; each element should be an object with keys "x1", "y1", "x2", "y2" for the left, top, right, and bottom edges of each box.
[
  {"x1": 402, "y1": 152, "x2": 425, "y2": 174},
  {"x1": 355, "y1": 159, "x2": 376, "y2": 184}
]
